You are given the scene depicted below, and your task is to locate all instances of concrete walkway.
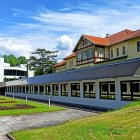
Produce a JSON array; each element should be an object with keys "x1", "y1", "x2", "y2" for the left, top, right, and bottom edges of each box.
[{"x1": 0, "y1": 108, "x2": 97, "y2": 140}]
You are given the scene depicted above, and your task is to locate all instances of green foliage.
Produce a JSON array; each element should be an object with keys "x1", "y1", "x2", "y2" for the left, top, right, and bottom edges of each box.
[
  {"x1": 28, "y1": 48, "x2": 58, "y2": 76},
  {"x1": 3, "y1": 55, "x2": 27, "y2": 66}
]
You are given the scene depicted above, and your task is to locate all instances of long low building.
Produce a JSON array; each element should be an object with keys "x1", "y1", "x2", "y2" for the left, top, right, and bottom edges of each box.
[{"x1": 4, "y1": 58, "x2": 140, "y2": 109}]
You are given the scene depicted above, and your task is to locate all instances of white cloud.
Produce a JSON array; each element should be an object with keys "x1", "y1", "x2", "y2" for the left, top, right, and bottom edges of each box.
[
  {"x1": 1, "y1": 1, "x2": 140, "y2": 61},
  {"x1": 55, "y1": 35, "x2": 73, "y2": 61},
  {"x1": 56, "y1": 35, "x2": 73, "y2": 50},
  {"x1": 0, "y1": 37, "x2": 32, "y2": 58}
]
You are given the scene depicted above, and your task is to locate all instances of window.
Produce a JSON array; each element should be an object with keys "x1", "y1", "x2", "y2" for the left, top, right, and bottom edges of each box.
[
  {"x1": 100, "y1": 82, "x2": 115, "y2": 100},
  {"x1": 110, "y1": 50, "x2": 113, "y2": 58},
  {"x1": 84, "y1": 83, "x2": 96, "y2": 98},
  {"x1": 76, "y1": 49, "x2": 94, "y2": 65},
  {"x1": 30, "y1": 86, "x2": 34, "y2": 94},
  {"x1": 71, "y1": 83, "x2": 80, "y2": 97},
  {"x1": 45, "y1": 85, "x2": 51, "y2": 95},
  {"x1": 34, "y1": 85, "x2": 38, "y2": 94},
  {"x1": 116, "y1": 48, "x2": 119, "y2": 57},
  {"x1": 52, "y1": 84, "x2": 59, "y2": 96},
  {"x1": 122, "y1": 46, "x2": 126, "y2": 55},
  {"x1": 121, "y1": 81, "x2": 140, "y2": 101},
  {"x1": 61, "y1": 84, "x2": 68, "y2": 96},
  {"x1": 69, "y1": 60, "x2": 73, "y2": 68},
  {"x1": 137, "y1": 41, "x2": 140, "y2": 52},
  {"x1": 39, "y1": 85, "x2": 44, "y2": 95}
]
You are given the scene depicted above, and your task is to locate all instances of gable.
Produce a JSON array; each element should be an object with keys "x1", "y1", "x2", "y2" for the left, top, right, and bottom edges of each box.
[{"x1": 73, "y1": 35, "x2": 93, "y2": 52}]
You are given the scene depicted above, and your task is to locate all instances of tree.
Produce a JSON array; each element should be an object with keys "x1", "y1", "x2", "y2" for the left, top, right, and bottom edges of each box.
[
  {"x1": 28, "y1": 48, "x2": 58, "y2": 76},
  {"x1": 3, "y1": 55, "x2": 27, "y2": 66}
]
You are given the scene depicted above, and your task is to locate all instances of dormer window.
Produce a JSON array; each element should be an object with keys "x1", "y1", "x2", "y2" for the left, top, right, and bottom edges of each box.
[{"x1": 137, "y1": 41, "x2": 140, "y2": 52}]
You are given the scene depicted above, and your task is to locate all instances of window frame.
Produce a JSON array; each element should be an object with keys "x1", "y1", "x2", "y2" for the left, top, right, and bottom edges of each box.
[
  {"x1": 71, "y1": 83, "x2": 80, "y2": 97},
  {"x1": 116, "y1": 48, "x2": 119, "y2": 57},
  {"x1": 122, "y1": 46, "x2": 126, "y2": 55},
  {"x1": 45, "y1": 84, "x2": 51, "y2": 95},
  {"x1": 100, "y1": 82, "x2": 116, "y2": 100},
  {"x1": 52, "y1": 84, "x2": 59, "y2": 96},
  {"x1": 83, "y1": 82, "x2": 96, "y2": 98},
  {"x1": 61, "y1": 83, "x2": 68, "y2": 96},
  {"x1": 121, "y1": 80, "x2": 140, "y2": 101},
  {"x1": 137, "y1": 41, "x2": 140, "y2": 52}
]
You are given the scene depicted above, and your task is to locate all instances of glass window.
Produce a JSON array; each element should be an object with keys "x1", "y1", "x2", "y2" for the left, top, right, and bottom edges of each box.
[
  {"x1": 116, "y1": 48, "x2": 119, "y2": 57},
  {"x1": 84, "y1": 83, "x2": 96, "y2": 98},
  {"x1": 110, "y1": 50, "x2": 113, "y2": 58},
  {"x1": 137, "y1": 41, "x2": 140, "y2": 52},
  {"x1": 88, "y1": 49, "x2": 94, "y2": 58},
  {"x1": 71, "y1": 83, "x2": 80, "y2": 97},
  {"x1": 100, "y1": 82, "x2": 115, "y2": 100},
  {"x1": 52, "y1": 84, "x2": 59, "y2": 96},
  {"x1": 122, "y1": 46, "x2": 126, "y2": 55},
  {"x1": 45, "y1": 85, "x2": 51, "y2": 95},
  {"x1": 61, "y1": 84, "x2": 68, "y2": 96},
  {"x1": 34, "y1": 85, "x2": 38, "y2": 94},
  {"x1": 40, "y1": 85, "x2": 44, "y2": 95},
  {"x1": 121, "y1": 81, "x2": 140, "y2": 101}
]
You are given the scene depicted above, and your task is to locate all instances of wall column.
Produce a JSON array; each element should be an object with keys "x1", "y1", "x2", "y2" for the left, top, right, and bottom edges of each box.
[
  {"x1": 95, "y1": 80, "x2": 100, "y2": 100},
  {"x1": 38, "y1": 85, "x2": 40, "y2": 94},
  {"x1": 80, "y1": 81, "x2": 84, "y2": 98},
  {"x1": 50, "y1": 84, "x2": 53, "y2": 96},
  {"x1": 43, "y1": 85, "x2": 46, "y2": 95},
  {"x1": 68, "y1": 82, "x2": 71, "y2": 97},
  {"x1": 33, "y1": 85, "x2": 35, "y2": 94},
  {"x1": 115, "y1": 78, "x2": 121, "y2": 102},
  {"x1": 25, "y1": 86, "x2": 27, "y2": 94},
  {"x1": 58, "y1": 83, "x2": 61, "y2": 96}
]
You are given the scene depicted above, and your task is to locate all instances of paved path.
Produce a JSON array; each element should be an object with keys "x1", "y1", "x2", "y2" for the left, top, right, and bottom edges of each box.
[{"x1": 0, "y1": 108, "x2": 98, "y2": 140}]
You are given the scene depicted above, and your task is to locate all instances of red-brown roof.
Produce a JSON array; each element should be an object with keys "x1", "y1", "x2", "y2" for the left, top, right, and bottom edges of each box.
[
  {"x1": 81, "y1": 29, "x2": 140, "y2": 47},
  {"x1": 84, "y1": 34, "x2": 109, "y2": 46},
  {"x1": 107, "y1": 29, "x2": 134, "y2": 45},
  {"x1": 54, "y1": 60, "x2": 66, "y2": 68},
  {"x1": 63, "y1": 53, "x2": 76, "y2": 60}
]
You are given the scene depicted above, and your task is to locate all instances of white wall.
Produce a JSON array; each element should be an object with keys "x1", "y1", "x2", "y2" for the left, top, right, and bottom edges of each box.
[{"x1": 0, "y1": 58, "x2": 4, "y2": 82}]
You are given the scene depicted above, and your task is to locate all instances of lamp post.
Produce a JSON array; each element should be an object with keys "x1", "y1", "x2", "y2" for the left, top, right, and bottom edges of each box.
[
  {"x1": 48, "y1": 95, "x2": 51, "y2": 108},
  {"x1": 26, "y1": 94, "x2": 28, "y2": 103},
  {"x1": 13, "y1": 93, "x2": 14, "y2": 99}
]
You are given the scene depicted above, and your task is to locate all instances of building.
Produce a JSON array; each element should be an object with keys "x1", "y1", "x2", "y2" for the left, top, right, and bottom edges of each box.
[
  {"x1": 55, "y1": 29, "x2": 140, "y2": 72},
  {"x1": 0, "y1": 58, "x2": 34, "y2": 82},
  {"x1": 3, "y1": 29, "x2": 140, "y2": 109}
]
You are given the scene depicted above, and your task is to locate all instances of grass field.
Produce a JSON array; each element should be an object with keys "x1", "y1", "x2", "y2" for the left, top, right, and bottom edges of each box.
[
  {"x1": 0, "y1": 96, "x2": 63, "y2": 116},
  {"x1": 12, "y1": 102, "x2": 140, "y2": 140}
]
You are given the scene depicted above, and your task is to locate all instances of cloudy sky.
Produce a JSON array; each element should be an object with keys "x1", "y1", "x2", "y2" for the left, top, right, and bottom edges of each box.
[{"x1": 0, "y1": 0, "x2": 140, "y2": 61}]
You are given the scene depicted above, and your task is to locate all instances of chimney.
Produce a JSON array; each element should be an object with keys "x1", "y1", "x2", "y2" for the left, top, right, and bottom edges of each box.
[{"x1": 106, "y1": 33, "x2": 110, "y2": 37}]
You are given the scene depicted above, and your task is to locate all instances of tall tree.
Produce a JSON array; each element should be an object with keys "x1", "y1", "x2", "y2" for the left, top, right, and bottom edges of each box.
[{"x1": 28, "y1": 48, "x2": 58, "y2": 76}]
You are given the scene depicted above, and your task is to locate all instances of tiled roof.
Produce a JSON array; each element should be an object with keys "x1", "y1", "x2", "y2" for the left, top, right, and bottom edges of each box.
[
  {"x1": 107, "y1": 29, "x2": 134, "y2": 45},
  {"x1": 54, "y1": 60, "x2": 66, "y2": 68},
  {"x1": 63, "y1": 53, "x2": 76, "y2": 60},
  {"x1": 6, "y1": 58, "x2": 140, "y2": 86},
  {"x1": 84, "y1": 34, "x2": 109, "y2": 46},
  {"x1": 83, "y1": 29, "x2": 140, "y2": 46}
]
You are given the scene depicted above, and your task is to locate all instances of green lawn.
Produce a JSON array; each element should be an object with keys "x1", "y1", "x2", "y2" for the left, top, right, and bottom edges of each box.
[
  {"x1": 12, "y1": 102, "x2": 140, "y2": 140},
  {"x1": 0, "y1": 96, "x2": 63, "y2": 116}
]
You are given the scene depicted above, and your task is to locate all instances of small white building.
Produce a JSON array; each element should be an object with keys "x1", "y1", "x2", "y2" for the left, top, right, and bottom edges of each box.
[{"x1": 0, "y1": 58, "x2": 34, "y2": 82}]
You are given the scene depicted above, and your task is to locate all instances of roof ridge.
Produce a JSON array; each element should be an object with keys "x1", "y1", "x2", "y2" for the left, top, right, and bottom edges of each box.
[{"x1": 106, "y1": 29, "x2": 133, "y2": 38}]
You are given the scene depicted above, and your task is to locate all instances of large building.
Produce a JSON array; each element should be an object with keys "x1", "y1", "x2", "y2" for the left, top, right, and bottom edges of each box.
[
  {"x1": 3, "y1": 29, "x2": 140, "y2": 109},
  {"x1": 55, "y1": 29, "x2": 140, "y2": 72},
  {"x1": 0, "y1": 58, "x2": 34, "y2": 82}
]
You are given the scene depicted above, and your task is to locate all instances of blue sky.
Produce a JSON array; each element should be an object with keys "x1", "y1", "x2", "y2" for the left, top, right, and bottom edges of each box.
[{"x1": 0, "y1": 0, "x2": 140, "y2": 60}]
